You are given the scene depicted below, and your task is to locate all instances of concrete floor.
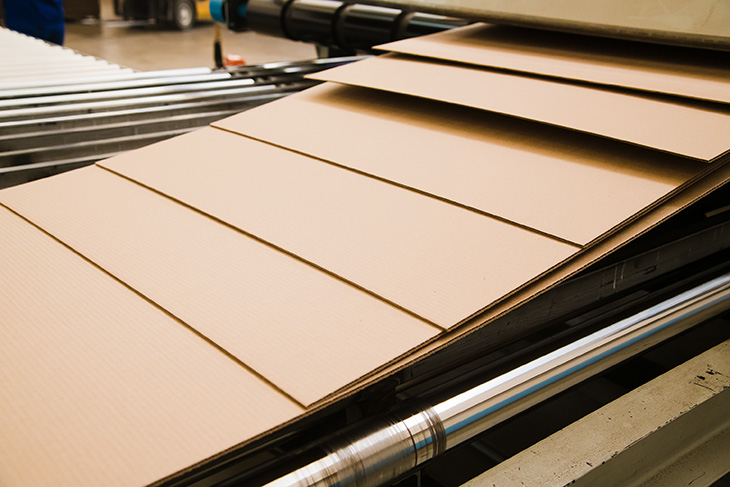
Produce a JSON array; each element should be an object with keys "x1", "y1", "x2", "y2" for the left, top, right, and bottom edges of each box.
[{"x1": 63, "y1": 1, "x2": 316, "y2": 71}]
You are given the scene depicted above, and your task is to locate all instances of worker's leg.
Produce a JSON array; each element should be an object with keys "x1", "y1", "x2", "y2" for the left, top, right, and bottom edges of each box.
[{"x1": 4, "y1": 0, "x2": 65, "y2": 45}]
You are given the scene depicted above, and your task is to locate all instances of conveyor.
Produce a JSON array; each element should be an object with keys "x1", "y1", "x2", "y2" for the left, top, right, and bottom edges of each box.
[
  {"x1": 264, "y1": 272, "x2": 730, "y2": 487},
  {"x1": 1, "y1": 3, "x2": 730, "y2": 487},
  {"x1": 184, "y1": 2, "x2": 730, "y2": 486},
  {"x1": 210, "y1": 0, "x2": 467, "y2": 51},
  {"x1": 158, "y1": 192, "x2": 730, "y2": 487},
  {"x1": 0, "y1": 27, "x2": 360, "y2": 188}
]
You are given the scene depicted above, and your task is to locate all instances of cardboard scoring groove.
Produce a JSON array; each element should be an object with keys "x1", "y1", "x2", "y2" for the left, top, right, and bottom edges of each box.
[
  {"x1": 212, "y1": 83, "x2": 704, "y2": 246},
  {"x1": 0, "y1": 206, "x2": 302, "y2": 487},
  {"x1": 309, "y1": 53, "x2": 730, "y2": 162},
  {"x1": 3, "y1": 20, "x2": 730, "y2": 487},
  {"x1": 328, "y1": 159, "x2": 730, "y2": 401},
  {"x1": 0, "y1": 166, "x2": 438, "y2": 406},
  {"x1": 98, "y1": 126, "x2": 576, "y2": 328}
]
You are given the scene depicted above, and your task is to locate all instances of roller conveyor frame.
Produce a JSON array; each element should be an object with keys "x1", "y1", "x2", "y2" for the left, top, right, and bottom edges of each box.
[
  {"x1": 3, "y1": 13, "x2": 730, "y2": 485},
  {"x1": 262, "y1": 271, "x2": 730, "y2": 487},
  {"x1": 0, "y1": 67, "x2": 213, "y2": 92},
  {"x1": 212, "y1": 0, "x2": 468, "y2": 50},
  {"x1": 155, "y1": 191, "x2": 730, "y2": 487},
  {"x1": 0, "y1": 53, "x2": 363, "y2": 189}
]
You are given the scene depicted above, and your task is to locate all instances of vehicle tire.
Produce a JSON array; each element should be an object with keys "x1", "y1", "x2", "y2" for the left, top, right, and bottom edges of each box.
[{"x1": 172, "y1": 0, "x2": 195, "y2": 30}]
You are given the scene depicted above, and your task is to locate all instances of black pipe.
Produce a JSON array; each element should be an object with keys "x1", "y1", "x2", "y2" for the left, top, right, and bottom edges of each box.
[{"x1": 218, "y1": 0, "x2": 468, "y2": 51}]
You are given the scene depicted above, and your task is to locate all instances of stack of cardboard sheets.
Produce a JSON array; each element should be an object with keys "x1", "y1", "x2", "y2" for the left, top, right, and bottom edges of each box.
[{"x1": 1, "y1": 24, "x2": 729, "y2": 487}]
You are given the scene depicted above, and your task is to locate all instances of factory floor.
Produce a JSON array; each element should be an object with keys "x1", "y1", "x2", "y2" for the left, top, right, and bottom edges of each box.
[{"x1": 63, "y1": 0, "x2": 316, "y2": 71}]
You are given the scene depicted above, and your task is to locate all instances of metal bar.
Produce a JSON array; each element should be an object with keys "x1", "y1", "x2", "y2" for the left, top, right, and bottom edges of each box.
[
  {"x1": 0, "y1": 57, "x2": 358, "y2": 98},
  {"x1": 0, "y1": 154, "x2": 118, "y2": 190},
  {"x1": 263, "y1": 272, "x2": 730, "y2": 487},
  {"x1": 0, "y1": 128, "x2": 196, "y2": 167},
  {"x1": 0, "y1": 82, "x2": 314, "y2": 121},
  {"x1": 0, "y1": 73, "x2": 233, "y2": 99},
  {"x1": 0, "y1": 92, "x2": 289, "y2": 135},
  {"x1": 465, "y1": 339, "x2": 730, "y2": 487},
  {"x1": 0, "y1": 78, "x2": 258, "y2": 109},
  {"x1": 0, "y1": 110, "x2": 239, "y2": 150}
]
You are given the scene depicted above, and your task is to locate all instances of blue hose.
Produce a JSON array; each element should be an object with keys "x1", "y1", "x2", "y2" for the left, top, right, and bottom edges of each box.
[{"x1": 210, "y1": 0, "x2": 225, "y2": 23}]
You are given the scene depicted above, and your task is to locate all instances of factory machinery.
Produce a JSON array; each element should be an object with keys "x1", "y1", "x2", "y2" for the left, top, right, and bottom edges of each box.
[
  {"x1": 185, "y1": 2, "x2": 730, "y2": 486},
  {"x1": 0, "y1": 3, "x2": 466, "y2": 190},
  {"x1": 2, "y1": 2, "x2": 730, "y2": 486},
  {"x1": 163, "y1": 189, "x2": 730, "y2": 487},
  {"x1": 0, "y1": 27, "x2": 368, "y2": 189}
]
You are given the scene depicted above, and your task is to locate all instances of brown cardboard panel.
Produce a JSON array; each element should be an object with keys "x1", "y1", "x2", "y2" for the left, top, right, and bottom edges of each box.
[
  {"x1": 309, "y1": 54, "x2": 730, "y2": 161},
  {"x1": 329, "y1": 159, "x2": 730, "y2": 401},
  {"x1": 0, "y1": 206, "x2": 302, "y2": 487},
  {"x1": 213, "y1": 83, "x2": 703, "y2": 246},
  {"x1": 378, "y1": 23, "x2": 730, "y2": 104},
  {"x1": 98, "y1": 127, "x2": 575, "y2": 328},
  {"x1": 364, "y1": 0, "x2": 730, "y2": 50},
  {"x1": 0, "y1": 166, "x2": 437, "y2": 406}
]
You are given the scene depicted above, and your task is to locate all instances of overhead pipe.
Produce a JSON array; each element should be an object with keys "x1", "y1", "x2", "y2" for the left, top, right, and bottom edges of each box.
[
  {"x1": 211, "y1": 0, "x2": 468, "y2": 50},
  {"x1": 261, "y1": 272, "x2": 730, "y2": 487}
]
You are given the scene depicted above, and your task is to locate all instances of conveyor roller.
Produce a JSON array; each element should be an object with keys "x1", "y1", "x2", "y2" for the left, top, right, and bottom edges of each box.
[{"x1": 263, "y1": 272, "x2": 730, "y2": 487}]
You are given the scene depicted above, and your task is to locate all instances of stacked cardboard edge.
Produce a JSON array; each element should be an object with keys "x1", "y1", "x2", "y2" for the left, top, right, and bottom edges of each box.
[{"x1": 1, "y1": 23, "x2": 729, "y2": 487}]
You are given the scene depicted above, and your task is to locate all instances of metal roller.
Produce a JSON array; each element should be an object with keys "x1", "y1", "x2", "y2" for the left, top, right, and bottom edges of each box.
[
  {"x1": 214, "y1": 0, "x2": 467, "y2": 50},
  {"x1": 262, "y1": 272, "x2": 730, "y2": 487},
  {"x1": 335, "y1": 3, "x2": 403, "y2": 49},
  {"x1": 0, "y1": 55, "x2": 362, "y2": 188}
]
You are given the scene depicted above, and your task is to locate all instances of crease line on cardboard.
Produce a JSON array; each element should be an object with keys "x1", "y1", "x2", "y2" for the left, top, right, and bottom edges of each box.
[
  {"x1": 423, "y1": 165, "x2": 730, "y2": 351},
  {"x1": 211, "y1": 119, "x2": 714, "y2": 259},
  {"x1": 446, "y1": 157, "x2": 730, "y2": 329},
  {"x1": 208, "y1": 125, "x2": 583, "y2": 249},
  {"x1": 578, "y1": 152, "x2": 730, "y2": 249},
  {"x1": 308, "y1": 73, "x2": 715, "y2": 164},
  {"x1": 95, "y1": 163, "x2": 445, "y2": 332},
  {"x1": 0, "y1": 201, "x2": 308, "y2": 411},
  {"x1": 293, "y1": 242, "x2": 589, "y2": 409},
  {"x1": 313, "y1": 163, "x2": 730, "y2": 406}
]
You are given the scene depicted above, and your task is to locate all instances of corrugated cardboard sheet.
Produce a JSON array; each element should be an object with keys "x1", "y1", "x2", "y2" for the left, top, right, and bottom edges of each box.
[
  {"x1": 2, "y1": 22, "x2": 730, "y2": 487},
  {"x1": 213, "y1": 84, "x2": 704, "y2": 245},
  {"x1": 98, "y1": 127, "x2": 576, "y2": 328},
  {"x1": 0, "y1": 166, "x2": 438, "y2": 407},
  {"x1": 308, "y1": 53, "x2": 730, "y2": 161},
  {"x1": 368, "y1": 159, "x2": 730, "y2": 385},
  {"x1": 379, "y1": 23, "x2": 730, "y2": 103},
  {"x1": 363, "y1": 0, "x2": 730, "y2": 50},
  {"x1": 0, "y1": 206, "x2": 302, "y2": 487}
]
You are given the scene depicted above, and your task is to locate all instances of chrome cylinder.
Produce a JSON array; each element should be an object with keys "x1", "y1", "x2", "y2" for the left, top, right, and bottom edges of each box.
[
  {"x1": 263, "y1": 272, "x2": 730, "y2": 487},
  {"x1": 269, "y1": 419, "x2": 416, "y2": 487}
]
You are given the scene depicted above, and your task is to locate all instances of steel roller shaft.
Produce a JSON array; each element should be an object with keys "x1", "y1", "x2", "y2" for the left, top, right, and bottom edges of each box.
[
  {"x1": 212, "y1": 0, "x2": 467, "y2": 50},
  {"x1": 264, "y1": 272, "x2": 730, "y2": 487}
]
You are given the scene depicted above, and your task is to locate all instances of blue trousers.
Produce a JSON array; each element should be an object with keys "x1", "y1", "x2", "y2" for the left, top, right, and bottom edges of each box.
[{"x1": 5, "y1": 0, "x2": 65, "y2": 45}]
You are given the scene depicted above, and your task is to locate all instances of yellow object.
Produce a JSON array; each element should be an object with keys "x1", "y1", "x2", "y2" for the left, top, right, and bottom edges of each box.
[{"x1": 197, "y1": 0, "x2": 212, "y2": 21}]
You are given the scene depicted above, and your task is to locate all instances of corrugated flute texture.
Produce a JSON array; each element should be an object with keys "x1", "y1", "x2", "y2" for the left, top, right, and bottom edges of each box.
[
  {"x1": 2, "y1": 20, "x2": 730, "y2": 487},
  {"x1": 0, "y1": 206, "x2": 302, "y2": 487},
  {"x1": 309, "y1": 53, "x2": 730, "y2": 161},
  {"x1": 0, "y1": 166, "x2": 438, "y2": 407},
  {"x1": 99, "y1": 127, "x2": 576, "y2": 327},
  {"x1": 213, "y1": 84, "x2": 703, "y2": 245}
]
